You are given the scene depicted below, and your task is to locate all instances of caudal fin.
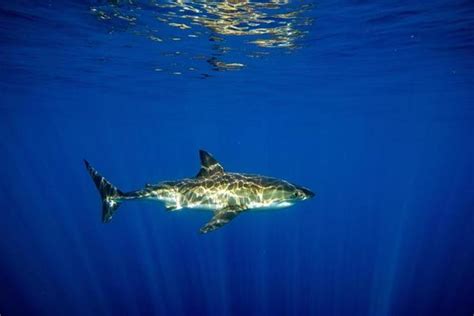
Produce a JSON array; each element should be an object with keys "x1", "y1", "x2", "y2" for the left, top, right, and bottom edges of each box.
[{"x1": 84, "y1": 160, "x2": 124, "y2": 223}]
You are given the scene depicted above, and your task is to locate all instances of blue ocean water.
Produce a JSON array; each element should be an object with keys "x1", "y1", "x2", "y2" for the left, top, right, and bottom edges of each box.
[{"x1": 1, "y1": 0, "x2": 474, "y2": 315}]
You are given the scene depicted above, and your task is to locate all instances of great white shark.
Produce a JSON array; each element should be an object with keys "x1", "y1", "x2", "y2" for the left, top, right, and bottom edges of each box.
[{"x1": 85, "y1": 150, "x2": 314, "y2": 233}]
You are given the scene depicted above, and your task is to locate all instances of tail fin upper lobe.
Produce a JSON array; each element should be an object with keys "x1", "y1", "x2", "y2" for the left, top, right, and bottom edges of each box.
[{"x1": 84, "y1": 160, "x2": 123, "y2": 223}]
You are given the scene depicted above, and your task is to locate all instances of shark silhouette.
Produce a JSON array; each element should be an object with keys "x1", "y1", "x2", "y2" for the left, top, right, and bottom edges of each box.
[{"x1": 85, "y1": 150, "x2": 314, "y2": 233}]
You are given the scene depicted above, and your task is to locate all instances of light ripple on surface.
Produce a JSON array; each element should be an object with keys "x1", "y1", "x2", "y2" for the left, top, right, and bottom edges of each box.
[{"x1": 90, "y1": 0, "x2": 313, "y2": 76}]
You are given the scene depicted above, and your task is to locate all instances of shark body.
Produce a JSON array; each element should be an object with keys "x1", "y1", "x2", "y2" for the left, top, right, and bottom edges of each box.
[{"x1": 85, "y1": 150, "x2": 314, "y2": 233}]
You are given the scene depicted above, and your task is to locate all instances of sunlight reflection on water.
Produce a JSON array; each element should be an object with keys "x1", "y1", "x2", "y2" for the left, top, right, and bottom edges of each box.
[{"x1": 90, "y1": 0, "x2": 313, "y2": 76}]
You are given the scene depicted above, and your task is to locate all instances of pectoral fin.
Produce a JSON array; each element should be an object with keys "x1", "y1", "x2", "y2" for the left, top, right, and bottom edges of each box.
[{"x1": 200, "y1": 207, "x2": 243, "y2": 234}]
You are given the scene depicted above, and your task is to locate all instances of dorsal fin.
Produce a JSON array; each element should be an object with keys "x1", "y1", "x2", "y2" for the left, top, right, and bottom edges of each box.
[{"x1": 196, "y1": 150, "x2": 224, "y2": 178}]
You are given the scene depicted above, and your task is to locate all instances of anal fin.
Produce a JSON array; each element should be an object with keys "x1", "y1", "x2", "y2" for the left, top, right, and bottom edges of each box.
[
  {"x1": 165, "y1": 205, "x2": 180, "y2": 212},
  {"x1": 200, "y1": 206, "x2": 244, "y2": 234}
]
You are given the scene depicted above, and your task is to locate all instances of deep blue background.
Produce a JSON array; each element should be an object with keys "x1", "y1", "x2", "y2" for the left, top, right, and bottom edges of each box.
[{"x1": 1, "y1": 1, "x2": 474, "y2": 315}]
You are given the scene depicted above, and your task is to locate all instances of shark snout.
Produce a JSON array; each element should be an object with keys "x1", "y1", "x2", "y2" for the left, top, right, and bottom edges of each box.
[{"x1": 297, "y1": 186, "x2": 315, "y2": 200}]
